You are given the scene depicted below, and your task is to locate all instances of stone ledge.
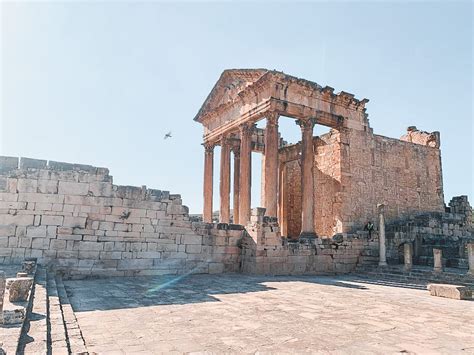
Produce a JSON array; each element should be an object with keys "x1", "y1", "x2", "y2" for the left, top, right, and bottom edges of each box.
[{"x1": 427, "y1": 283, "x2": 472, "y2": 300}]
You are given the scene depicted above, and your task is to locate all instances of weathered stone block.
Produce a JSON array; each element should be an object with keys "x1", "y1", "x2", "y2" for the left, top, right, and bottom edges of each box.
[
  {"x1": 0, "y1": 156, "x2": 19, "y2": 173},
  {"x1": 63, "y1": 216, "x2": 87, "y2": 228},
  {"x1": 58, "y1": 181, "x2": 89, "y2": 196},
  {"x1": 17, "y1": 179, "x2": 38, "y2": 193},
  {"x1": 182, "y1": 234, "x2": 202, "y2": 245},
  {"x1": 8, "y1": 277, "x2": 34, "y2": 302},
  {"x1": 22, "y1": 260, "x2": 36, "y2": 274},
  {"x1": 0, "y1": 214, "x2": 34, "y2": 226},
  {"x1": 427, "y1": 284, "x2": 472, "y2": 300},
  {"x1": 37, "y1": 179, "x2": 58, "y2": 194}
]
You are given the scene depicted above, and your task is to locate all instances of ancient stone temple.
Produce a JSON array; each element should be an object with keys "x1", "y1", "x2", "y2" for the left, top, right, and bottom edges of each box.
[{"x1": 194, "y1": 69, "x2": 445, "y2": 239}]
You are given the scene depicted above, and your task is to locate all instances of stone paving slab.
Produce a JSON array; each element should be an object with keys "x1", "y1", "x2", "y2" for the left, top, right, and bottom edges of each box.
[{"x1": 64, "y1": 274, "x2": 474, "y2": 354}]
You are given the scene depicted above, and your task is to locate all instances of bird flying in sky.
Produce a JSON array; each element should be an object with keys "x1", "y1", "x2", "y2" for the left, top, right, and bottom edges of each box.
[{"x1": 164, "y1": 131, "x2": 172, "y2": 140}]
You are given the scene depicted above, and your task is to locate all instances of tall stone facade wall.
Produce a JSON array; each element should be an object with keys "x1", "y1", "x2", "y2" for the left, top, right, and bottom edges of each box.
[
  {"x1": 282, "y1": 127, "x2": 444, "y2": 238},
  {"x1": 341, "y1": 128, "x2": 444, "y2": 232},
  {"x1": 0, "y1": 157, "x2": 242, "y2": 278}
]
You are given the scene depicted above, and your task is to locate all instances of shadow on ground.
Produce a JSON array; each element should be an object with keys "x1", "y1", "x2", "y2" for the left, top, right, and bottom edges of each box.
[{"x1": 64, "y1": 274, "x2": 373, "y2": 312}]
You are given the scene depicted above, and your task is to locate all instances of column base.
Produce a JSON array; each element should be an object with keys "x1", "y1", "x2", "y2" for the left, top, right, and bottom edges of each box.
[
  {"x1": 298, "y1": 232, "x2": 317, "y2": 242},
  {"x1": 378, "y1": 261, "x2": 388, "y2": 267}
]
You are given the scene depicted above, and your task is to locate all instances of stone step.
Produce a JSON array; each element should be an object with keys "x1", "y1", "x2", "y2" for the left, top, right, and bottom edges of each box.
[
  {"x1": 18, "y1": 267, "x2": 48, "y2": 354},
  {"x1": 56, "y1": 276, "x2": 88, "y2": 354},
  {"x1": 355, "y1": 270, "x2": 474, "y2": 289},
  {"x1": 46, "y1": 272, "x2": 69, "y2": 355}
]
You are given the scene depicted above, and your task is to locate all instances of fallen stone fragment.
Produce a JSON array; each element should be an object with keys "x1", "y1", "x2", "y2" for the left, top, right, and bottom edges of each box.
[
  {"x1": 427, "y1": 284, "x2": 472, "y2": 300},
  {"x1": 22, "y1": 260, "x2": 36, "y2": 274},
  {"x1": 8, "y1": 277, "x2": 34, "y2": 302},
  {"x1": 2, "y1": 306, "x2": 26, "y2": 325}
]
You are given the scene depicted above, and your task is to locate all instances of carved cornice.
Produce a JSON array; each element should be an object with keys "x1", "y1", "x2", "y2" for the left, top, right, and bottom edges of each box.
[{"x1": 194, "y1": 69, "x2": 370, "y2": 126}]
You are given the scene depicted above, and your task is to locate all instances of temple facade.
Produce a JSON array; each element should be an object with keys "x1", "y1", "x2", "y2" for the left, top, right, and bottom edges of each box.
[{"x1": 194, "y1": 69, "x2": 445, "y2": 238}]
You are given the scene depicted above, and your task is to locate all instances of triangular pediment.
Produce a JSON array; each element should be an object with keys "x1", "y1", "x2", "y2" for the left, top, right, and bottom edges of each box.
[{"x1": 194, "y1": 69, "x2": 268, "y2": 122}]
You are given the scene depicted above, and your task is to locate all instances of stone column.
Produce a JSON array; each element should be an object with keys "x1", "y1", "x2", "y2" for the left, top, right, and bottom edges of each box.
[
  {"x1": 433, "y1": 248, "x2": 443, "y2": 272},
  {"x1": 203, "y1": 143, "x2": 214, "y2": 223},
  {"x1": 238, "y1": 123, "x2": 253, "y2": 225},
  {"x1": 263, "y1": 113, "x2": 279, "y2": 217},
  {"x1": 468, "y1": 243, "x2": 474, "y2": 275},
  {"x1": 296, "y1": 118, "x2": 316, "y2": 239},
  {"x1": 279, "y1": 162, "x2": 288, "y2": 236},
  {"x1": 0, "y1": 271, "x2": 5, "y2": 324},
  {"x1": 219, "y1": 136, "x2": 231, "y2": 223},
  {"x1": 378, "y1": 203, "x2": 387, "y2": 266},
  {"x1": 404, "y1": 243, "x2": 413, "y2": 271},
  {"x1": 232, "y1": 146, "x2": 240, "y2": 224}
]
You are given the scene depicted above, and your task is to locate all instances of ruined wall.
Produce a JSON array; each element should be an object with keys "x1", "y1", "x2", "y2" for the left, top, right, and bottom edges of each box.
[
  {"x1": 385, "y1": 196, "x2": 473, "y2": 268},
  {"x1": 282, "y1": 126, "x2": 444, "y2": 237},
  {"x1": 339, "y1": 127, "x2": 444, "y2": 232},
  {"x1": 0, "y1": 157, "x2": 243, "y2": 278},
  {"x1": 241, "y1": 208, "x2": 379, "y2": 274}
]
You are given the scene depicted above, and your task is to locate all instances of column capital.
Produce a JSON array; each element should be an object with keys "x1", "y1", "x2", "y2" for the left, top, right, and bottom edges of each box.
[
  {"x1": 203, "y1": 142, "x2": 215, "y2": 153},
  {"x1": 377, "y1": 203, "x2": 385, "y2": 213},
  {"x1": 219, "y1": 134, "x2": 231, "y2": 146},
  {"x1": 295, "y1": 118, "x2": 316, "y2": 131},
  {"x1": 266, "y1": 112, "x2": 279, "y2": 127},
  {"x1": 239, "y1": 123, "x2": 255, "y2": 137}
]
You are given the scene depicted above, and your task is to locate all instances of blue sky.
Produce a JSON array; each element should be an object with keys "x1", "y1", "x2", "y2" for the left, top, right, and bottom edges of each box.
[{"x1": 1, "y1": 1, "x2": 472, "y2": 213}]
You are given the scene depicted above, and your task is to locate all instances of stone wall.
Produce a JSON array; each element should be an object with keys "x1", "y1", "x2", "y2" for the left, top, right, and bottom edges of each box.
[
  {"x1": 385, "y1": 196, "x2": 473, "y2": 269},
  {"x1": 283, "y1": 131, "x2": 342, "y2": 238},
  {"x1": 0, "y1": 157, "x2": 243, "y2": 278},
  {"x1": 281, "y1": 126, "x2": 444, "y2": 238},
  {"x1": 241, "y1": 208, "x2": 380, "y2": 274},
  {"x1": 340, "y1": 128, "x2": 444, "y2": 232}
]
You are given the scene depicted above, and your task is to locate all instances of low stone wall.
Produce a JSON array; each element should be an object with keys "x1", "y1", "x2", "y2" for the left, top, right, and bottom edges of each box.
[
  {"x1": 385, "y1": 196, "x2": 473, "y2": 268},
  {"x1": 241, "y1": 208, "x2": 379, "y2": 274},
  {"x1": 0, "y1": 157, "x2": 243, "y2": 278}
]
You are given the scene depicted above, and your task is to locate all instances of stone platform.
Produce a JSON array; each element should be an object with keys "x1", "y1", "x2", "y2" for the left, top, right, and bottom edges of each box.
[{"x1": 64, "y1": 274, "x2": 474, "y2": 353}]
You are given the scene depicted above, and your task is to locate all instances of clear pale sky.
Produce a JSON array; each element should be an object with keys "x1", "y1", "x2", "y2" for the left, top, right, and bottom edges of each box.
[{"x1": 1, "y1": 1, "x2": 472, "y2": 214}]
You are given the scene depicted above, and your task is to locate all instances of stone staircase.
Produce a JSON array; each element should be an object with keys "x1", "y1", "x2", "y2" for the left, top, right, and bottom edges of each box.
[
  {"x1": 16, "y1": 268, "x2": 87, "y2": 354},
  {"x1": 352, "y1": 264, "x2": 474, "y2": 291}
]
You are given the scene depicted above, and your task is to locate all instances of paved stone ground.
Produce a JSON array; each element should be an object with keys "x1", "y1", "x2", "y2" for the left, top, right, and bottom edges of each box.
[{"x1": 64, "y1": 274, "x2": 474, "y2": 354}]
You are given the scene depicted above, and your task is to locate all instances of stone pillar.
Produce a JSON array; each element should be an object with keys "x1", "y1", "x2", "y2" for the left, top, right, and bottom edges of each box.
[
  {"x1": 468, "y1": 243, "x2": 474, "y2": 275},
  {"x1": 433, "y1": 248, "x2": 443, "y2": 272},
  {"x1": 278, "y1": 162, "x2": 288, "y2": 237},
  {"x1": 203, "y1": 143, "x2": 214, "y2": 223},
  {"x1": 219, "y1": 136, "x2": 231, "y2": 223},
  {"x1": 404, "y1": 243, "x2": 413, "y2": 271},
  {"x1": 378, "y1": 203, "x2": 387, "y2": 266},
  {"x1": 238, "y1": 124, "x2": 253, "y2": 225},
  {"x1": 0, "y1": 271, "x2": 5, "y2": 324},
  {"x1": 232, "y1": 146, "x2": 240, "y2": 224},
  {"x1": 296, "y1": 118, "x2": 316, "y2": 239},
  {"x1": 263, "y1": 113, "x2": 279, "y2": 217}
]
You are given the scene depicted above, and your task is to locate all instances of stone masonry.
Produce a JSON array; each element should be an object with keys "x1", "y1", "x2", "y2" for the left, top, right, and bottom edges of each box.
[
  {"x1": 0, "y1": 157, "x2": 383, "y2": 277},
  {"x1": 0, "y1": 157, "x2": 243, "y2": 278}
]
